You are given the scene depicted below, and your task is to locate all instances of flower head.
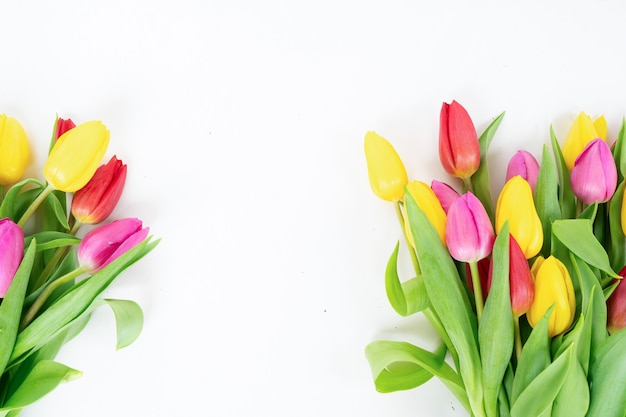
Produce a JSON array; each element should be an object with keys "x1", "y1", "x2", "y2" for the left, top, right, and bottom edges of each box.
[
  {"x1": 55, "y1": 117, "x2": 76, "y2": 141},
  {"x1": 445, "y1": 192, "x2": 494, "y2": 262},
  {"x1": 0, "y1": 115, "x2": 29, "y2": 185},
  {"x1": 562, "y1": 112, "x2": 606, "y2": 170},
  {"x1": 438, "y1": 100, "x2": 480, "y2": 179},
  {"x1": 430, "y1": 180, "x2": 460, "y2": 214},
  {"x1": 0, "y1": 218, "x2": 24, "y2": 297},
  {"x1": 364, "y1": 131, "x2": 408, "y2": 202},
  {"x1": 404, "y1": 180, "x2": 447, "y2": 247},
  {"x1": 505, "y1": 150, "x2": 540, "y2": 192},
  {"x1": 570, "y1": 138, "x2": 617, "y2": 204},
  {"x1": 607, "y1": 266, "x2": 626, "y2": 334}
]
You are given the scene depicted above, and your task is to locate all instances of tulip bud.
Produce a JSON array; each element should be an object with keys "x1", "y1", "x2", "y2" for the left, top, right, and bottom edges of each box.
[
  {"x1": 44, "y1": 120, "x2": 110, "y2": 192},
  {"x1": 607, "y1": 266, "x2": 626, "y2": 334},
  {"x1": 505, "y1": 150, "x2": 540, "y2": 192},
  {"x1": 430, "y1": 180, "x2": 460, "y2": 214},
  {"x1": 364, "y1": 131, "x2": 408, "y2": 202},
  {"x1": 445, "y1": 192, "x2": 494, "y2": 262},
  {"x1": 0, "y1": 218, "x2": 24, "y2": 297},
  {"x1": 78, "y1": 218, "x2": 149, "y2": 274},
  {"x1": 496, "y1": 176, "x2": 543, "y2": 259},
  {"x1": 71, "y1": 156, "x2": 127, "y2": 224},
  {"x1": 55, "y1": 117, "x2": 76, "y2": 141},
  {"x1": 404, "y1": 180, "x2": 447, "y2": 247},
  {"x1": 488, "y1": 235, "x2": 534, "y2": 317},
  {"x1": 438, "y1": 100, "x2": 481, "y2": 179},
  {"x1": 0, "y1": 115, "x2": 30, "y2": 185},
  {"x1": 562, "y1": 112, "x2": 606, "y2": 170},
  {"x1": 570, "y1": 138, "x2": 617, "y2": 204},
  {"x1": 527, "y1": 256, "x2": 576, "y2": 337}
]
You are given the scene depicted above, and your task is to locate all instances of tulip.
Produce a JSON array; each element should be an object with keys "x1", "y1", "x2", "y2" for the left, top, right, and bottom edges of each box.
[
  {"x1": 364, "y1": 131, "x2": 408, "y2": 202},
  {"x1": 562, "y1": 112, "x2": 606, "y2": 170},
  {"x1": 431, "y1": 180, "x2": 460, "y2": 214},
  {"x1": 438, "y1": 100, "x2": 481, "y2": 179},
  {"x1": 446, "y1": 192, "x2": 494, "y2": 263},
  {"x1": 78, "y1": 218, "x2": 149, "y2": 274},
  {"x1": 570, "y1": 138, "x2": 617, "y2": 204},
  {"x1": 71, "y1": 156, "x2": 127, "y2": 224},
  {"x1": 607, "y1": 267, "x2": 626, "y2": 334},
  {"x1": 404, "y1": 180, "x2": 447, "y2": 247},
  {"x1": 55, "y1": 117, "x2": 76, "y2": 141},
  {"x1": 505, "y1": 150, "x2": 540, "y2": 192},
  {"x1": 0, "y1": 115, "x2": 30, "y2": 185},
  {"x1": 44, "y1": 120, "x2": 110, "y2": 192},
  {"x1": 0, "y1": 218, "x2": 24, "y2": 297},
  {"x1": 495, "y1": 176, "x2": 543, "y2": 259},
  {"x1": 527, "y1": 256, "x2": 576, "y2": 337}
]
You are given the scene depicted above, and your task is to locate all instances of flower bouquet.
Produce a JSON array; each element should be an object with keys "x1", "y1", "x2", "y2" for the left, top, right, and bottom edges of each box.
[
  {"x1": 0, "y1": 115, "x2": 158, "y2": 415},
  {"x1": 363, "y1": 101, "x2": 626, "y2": 417}
]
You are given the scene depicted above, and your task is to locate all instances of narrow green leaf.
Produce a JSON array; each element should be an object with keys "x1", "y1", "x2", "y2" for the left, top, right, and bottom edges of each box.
[
  {"x1": 24, "y1": 231, "x2": 80, "y2": 252},
  {"x1": 578, "y1": 201, "x2": 597, "y2": 222},
  {"x1": 608, "y1": 181, "x2": 626, "y2": 271},
  {"x1": 0, "y1": 179, "x2": 44, "y2": 221},
  {"x1": 104, "y1": 299, "x2": 144, "y2": 350},
  {"x1": 587, "y1": 329, "x2": 626, "y2": 417},
  {"x1": 534, "y1": 144, "x2": 561, "y2": 257},
  {"x1": 613, "y1": 118, "x2": 626, "y2": 182},
  {"x1": 551, "y1": 347, "x2": 589, "y2": 417},
  {"x1": 384, "y1": 242, "x2": 430, "y2": 316},
  {"x1": 550, "y1": 126, "x2": 576, "y2": 219}
]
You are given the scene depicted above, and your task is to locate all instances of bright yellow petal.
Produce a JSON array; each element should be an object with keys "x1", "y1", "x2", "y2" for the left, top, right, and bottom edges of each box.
[{"x1": 364, "y1": 131, "x2": 408, "y2": 202}]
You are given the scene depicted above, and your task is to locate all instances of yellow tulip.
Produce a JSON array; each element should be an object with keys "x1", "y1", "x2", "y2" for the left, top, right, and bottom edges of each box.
[
  {"x1": 527, "y1": 256, "x2": 576, "y2": 337},
  {"x1": 0, "y1": 115, "x2": 29, "y2": 185},
  {"x1": 44, "y1": 121, "x2": 110, "y2": 192},
  {"x1": 562, "y1": 112, "x2": 606, "y2": 170},
  {"x1": 495, "y1": 176, "x2": 543, "y2": 258},
  {"x1": 364, "y1": 131, "x2": 408, "y2": 202},
  {"x1": 404, "y1": 180, "x2": 447, "y2": 247}
]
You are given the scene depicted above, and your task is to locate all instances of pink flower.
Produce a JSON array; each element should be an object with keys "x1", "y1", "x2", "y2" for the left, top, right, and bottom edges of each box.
[
  {"x1": 570, "y1": 138, "x2": 617, "y2": 204},
  {"x1": 0, "y1": 218, "x2": 24, "y2": 297},
  {"x1": 505, "y1": 150, "x2": 540, "y2": 192},
  {"x1": 445, "y1": 192, "x2": 494, "y2": 262},
  {"x1": 431, "y1": 180, "x2": 460, "y2": 214}
]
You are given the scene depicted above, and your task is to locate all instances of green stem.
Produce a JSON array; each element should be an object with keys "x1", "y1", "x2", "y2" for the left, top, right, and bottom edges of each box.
[
  {"x1": 469, "y1": 261, "x2": 484, "y2": 321},
  {"x1": 463, "y1": 177, "x2": 474, "y2": 194},
  {"x1": 514, "y1": 315, "x2": 523, "y2": 362},
  {"x1": 17, "y1": 183, "x2": 55, "y2": 227},
  {"x1": 20, "y1": 266, "x2": 85, "y2": 330},
  {"x1": 29, "y1": 246, "x2": 71, "y2": 294}
]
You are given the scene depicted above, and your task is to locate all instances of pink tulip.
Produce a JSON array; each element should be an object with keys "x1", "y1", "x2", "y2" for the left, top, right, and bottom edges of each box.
[
  {"x1": 0, "y1": 218, "x2": 24, "y2": 297},
  {"x1": 445, "y1": 192, "x2": 494, "y2": 262},
  {"x1": 505, "y1": 150, "x2": 540, "y2": 192},
  {"x1": 570, "y1": 138, "x2": 617, "y2": 204},
  {"x1": 431, "y1": 180, "x2": 461, "y2": 214}
]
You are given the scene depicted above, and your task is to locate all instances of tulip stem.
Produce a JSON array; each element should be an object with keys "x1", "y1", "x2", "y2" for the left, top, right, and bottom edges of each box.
[
  {"x1": 393, "y1": 201, "x2": 422, "y2": 275},
  {"x1": 513, "y1": 316, "x2": 523, "y2": 361},
  {"x1": 17, "y1": 183, "x2": 55, "y2": 227},
  {"x1": 469, "y1": 261, "x2": 484, "y2": 320},
  {"x1": 462, "y1": 177, "x2": 474, "y2": 194},
  {"x1": 20, "y1": 266, "x2": 85, "y2": 330}
]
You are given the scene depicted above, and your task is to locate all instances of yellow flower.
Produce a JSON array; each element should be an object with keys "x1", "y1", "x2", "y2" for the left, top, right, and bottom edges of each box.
[
  {"x1": 0, "y1": 115, "x2": 29, "y2": 185},
  {"x1": 364, "y1": 131, "x2": 408, "y2": 202},
  {"x1": 527, "y1": 256, "x2": 576, "y2": 337},
  {"x1": 495, "y1": 176, "x2": 543, "y2": 258},
  {"x1": 404, "y1": 180, "x2": 447, "y2": 247},
  {"x1": 44, "y1": 121, "x2": 110, "y2": 192},
  {"x1": 562, "y1": 112, "x2": 606, "y2": 170}
]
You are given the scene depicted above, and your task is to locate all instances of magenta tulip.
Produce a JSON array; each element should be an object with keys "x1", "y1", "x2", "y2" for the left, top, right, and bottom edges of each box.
[
  {"x1": 505, "y1": 150, "x2": 540, "y2": 192},
  {"x1": 0, "y1": 218, "x2": 24, "y2": 297},
  {"x1": 445, "y1": 192, "x2": 495, "y2": 262},
  {"x1": 78, "y1": 218, "x2": 149, "y2": 274},
  {"x1": 570, "y1": 138, "x2": 617, "y2": 204},
  {"x1": 438, "y1": 100, "x2": 481, "y2": 179},
  {"x1": 431, "y1": 180, "x2": 461, "y2": 214}
]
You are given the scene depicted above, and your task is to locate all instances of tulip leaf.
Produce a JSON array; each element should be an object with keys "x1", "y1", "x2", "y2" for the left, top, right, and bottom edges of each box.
[
  {"x1": 405, "y1": 193, "x2": 483, "y2": 416},
  {"x1": 0, "y1": 179, "x2": 44, "y2": 222},
  {"x1": 550, "y1": 126, "x2": 576, "y2": 219},
  {"x1": 534, "y1": 144, "x2": 561, "y2": 257},
  {"x1": 0, "y1": 241, "x2": 36, "y2": 377},
  {"x1": 103, "y1": 299, "x2": 144, "y2": 350},
  {"x1": 9, "y1": 237, "x2": 159, "y2": 366},
  {"x1": 479, "y1": 224, "x2": 513, "y2": 417},
  {"x1": 0, "y1": 360, "x2": 81, "y2": 410},
  {"x1": 384, "y1": 242, "x2": 429, "y2": 316},
  {"x1": 510, "y1": 344, "x2": 574, "y2": 417},
  {"x1": 43, "y1": 190, "x2": 70, "y2": 232},
  {"x1": 551, "y1": 219, "x2": 617, "y2": 278},
  {"x1": 612, "y1": 117, "x2": 626, "y2": 183},
  {"x1": 608, "y1": 180, "x2": 626, "y2": 271},
  {"x1": 364, "y1": 340, "x2": 469, "y2": 410},
  {"x1": 470, "y1": 111, "x2": 505, "y2": 221},
  {"x1": 24, "y1": 231, "x2": 80, "y2": 252},
  {"x1": 551, "y1": 345, "x2": 589, "y2": 417},
  {"x1": 578, "y1": 201, "x2": 597, "y2": 222},
  {"x1": 587, "y1": 328, "x2": 626, "y2": 417}
]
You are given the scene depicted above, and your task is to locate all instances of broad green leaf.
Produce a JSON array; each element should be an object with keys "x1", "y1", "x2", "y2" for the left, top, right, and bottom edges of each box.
[
  {"x1": 43, "y1": 191, "x2": 69, "y2": 231},
  {"x1": 405, "y1": 193, "x2": 484, "y2": 416},
  {"x1": 551, "y1": 346, "x2": 589, "y2": 417},
  {"x1": 578, "y1": 201, "x2": 597, "y2": 222},
  {"x1": 364, "y1": 340, "x2": 469, "y2": 411},
  {"x1": 0, "y1": 179, "x2": 44, "y2": 221},
  {"x1": 587, "y1": 329, "x2": 626, "y2": 417},
  {"x1": 104, "y1": 299, "x2": 144, "y2": 350},
  {"x1": 534, "y1": 144, "x2": 561, "y2": 257},
  {"x1": 470, "y1": 111, "x2": 505, "y2": 221},
  {"x1": 510, "y1": 344, "x2": 574, "y2": 417},
  {"x1": 0, "y1": 360, "x2": 81, "y2": 410},
  {"x1": 608, "y1": 181, "x2": 626, "y2": 271},
  {"x1": 550, "y1": 126, "x2": 576, "y2": 219},
  {"x1": 479, "y1": 224, "x2": 513, "y2": 417},
  {"x1": 384, "y1": 242, "x2": 429, "y2": 316},
  {"x1": 0, "y1": 242, "x2": 36, "y2": 376}
]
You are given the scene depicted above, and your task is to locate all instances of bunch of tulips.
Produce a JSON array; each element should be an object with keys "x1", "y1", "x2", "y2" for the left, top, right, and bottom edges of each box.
[
  {"x1": 363, "y1": 101, "x2": 626, "y2": 417},
  {"x1": 0, "y1": 115, "x2": 158, "y2": 415}
]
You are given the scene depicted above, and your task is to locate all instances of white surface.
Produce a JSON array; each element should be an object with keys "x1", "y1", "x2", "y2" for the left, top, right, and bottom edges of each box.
[{"x1": 1, "y1": 1, "x2": 625, "y2": 416}]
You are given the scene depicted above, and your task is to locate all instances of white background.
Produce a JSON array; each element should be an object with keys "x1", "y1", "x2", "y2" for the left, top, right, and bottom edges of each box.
[{"x1": 1, "y1": 1, "x2": 625, "y2": 416}]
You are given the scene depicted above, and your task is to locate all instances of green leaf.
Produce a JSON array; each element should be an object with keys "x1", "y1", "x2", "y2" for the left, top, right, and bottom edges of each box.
[
  {"x1": 510, "y1": 344, "x2": 574, "y2": 417},
  {"x1": 384, "y1": 242, "x2": 429, "y2": 316},
  {"x1": 23, "y1": 231, "x2": 80, "y2": 252},
  {"x1": 479, "y1": 224, "x2": 513, "y2": 417},
  {"x1": 534, "y1": 144, "x2": 562, "y2": 257},
  {"x1": 608, "y1": 181, "x2": 626, "y2": 271},
  {"x1": 0, "y1": 241, "x2": 36, "y2": 376},
  {"x1": 612, "y1": 117, "x2": 626, "y2": 183},
  {"x1": 364, "y1": 340, "x2": 469, "y2": 410},
  {"x1": 0, "y1": 360, "x2": 81, "y2": 410},
  {"x1": 587, "y1": 329, "x2": 626, "y2": 417},
  {"x1": 0, "y1": 179, "x2": 44, "y2": 222},
  {"x1": 578, "y1": 201, "x2": 597, "y2": 222},
  {"x1": 551, "y1": 345, "x2": 589, "y2": 417},
  {"x1": 43, "y1": 191, "x2": 69, "y2": 231},
  {"x1": 405, "y1": 193, "x2": 484, "y2": 416},
  {"x1": 104, "y1": 299, "x2": 144, "y2": 350},
  {"x1": 550, "y1": 126, "x2": 576, "y2": 219},
  {"x1": 470, "y1": 111, "x2": 505, "y2": 221}
]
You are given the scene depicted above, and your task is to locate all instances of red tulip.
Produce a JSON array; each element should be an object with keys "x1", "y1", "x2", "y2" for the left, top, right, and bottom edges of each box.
[
  {"x1": 438, "y1": 100, "x2": 481, "y2": 179},
  {"x1": 607, "y1": 266, "x2": 626, "y2": 334},
  {"x1": 55, "y1": 117, "x2": 76, "y2": 141}
]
